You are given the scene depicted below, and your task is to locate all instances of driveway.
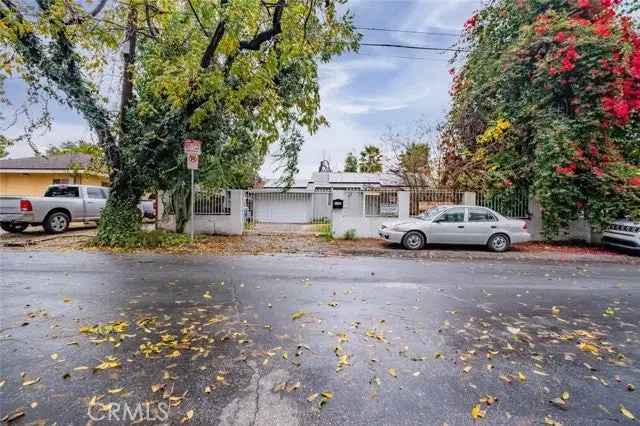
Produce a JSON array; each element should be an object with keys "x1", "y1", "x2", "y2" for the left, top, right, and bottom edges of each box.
[{"x1": 1, "y1": 251, "x2": 638, "y2": 425}]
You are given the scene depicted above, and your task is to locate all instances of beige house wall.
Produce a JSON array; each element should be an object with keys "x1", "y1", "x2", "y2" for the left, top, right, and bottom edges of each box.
[{"x1": 0, "y1": 172, "x2": 109, "y2": 197}]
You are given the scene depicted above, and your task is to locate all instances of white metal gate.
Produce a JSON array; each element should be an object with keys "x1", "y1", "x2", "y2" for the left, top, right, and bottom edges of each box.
[{"x1": 243, "y1": 189, "x2": 332, "y2": 235}]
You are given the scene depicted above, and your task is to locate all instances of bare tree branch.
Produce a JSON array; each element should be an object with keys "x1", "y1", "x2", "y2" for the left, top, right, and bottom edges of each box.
[
  {"x1": 303, "y1": 0, "x2": 315, "y2": 42},
  {"x1": 88, "y1": 0, "x2": 109, "y2": 17},
  {"x1": 144, "y1": 0, "x2": 158, "y2": 38},
  {"x1": 200, "y1": 20, "x2": 226, "y2": 68},
  {"x1": 187, "y1": 0, "x2": 210, "y2": 37},
  {"x1": 238, "y1": 0, "x2": 285, "y2": 51}
]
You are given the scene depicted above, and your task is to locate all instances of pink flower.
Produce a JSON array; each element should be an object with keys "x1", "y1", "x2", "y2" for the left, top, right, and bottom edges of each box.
[
  {"x1": 464, "y1": 14, "x2": 478, "y2": 29},
  {"x1": 578, "y1": 0, "x2": 590, "y2": 8},
  {"x1": 591, "y1": 166, "x2": 605, "y2": 177},
  {"x1": 554, "y1": 32, "x2": 567, "y2": 43},
  {"x1": 561, "y1": 57, "x2": 575, "y2": 72},
  {"x1": 613, "y1": 99, "x2": 630, "y2": 121}
]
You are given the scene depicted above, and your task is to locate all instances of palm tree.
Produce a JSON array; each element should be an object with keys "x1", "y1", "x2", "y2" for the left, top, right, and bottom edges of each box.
[{"x1": 359, "y1": 145, "x2": 383, "y2": 173}]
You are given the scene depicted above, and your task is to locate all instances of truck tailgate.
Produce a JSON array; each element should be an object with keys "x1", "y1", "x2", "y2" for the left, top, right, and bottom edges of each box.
[{"x1": 0, "y1": 197, "x2": 21, "y2": 214}]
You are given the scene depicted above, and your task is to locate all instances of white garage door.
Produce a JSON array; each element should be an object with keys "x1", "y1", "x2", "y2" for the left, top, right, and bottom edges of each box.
[{"x1": 254, "y1": 193, "x2": 311, "y2": 223}]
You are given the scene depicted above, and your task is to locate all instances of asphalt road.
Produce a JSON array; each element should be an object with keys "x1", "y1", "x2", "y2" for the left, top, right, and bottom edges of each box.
[{"x1": 1, "y1": 251, "x2": 638, "y2": 425}]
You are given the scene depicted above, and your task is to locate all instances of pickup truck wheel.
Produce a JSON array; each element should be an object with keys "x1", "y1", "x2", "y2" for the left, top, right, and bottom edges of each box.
[
  {"x1": 44, "y1": 212, "x2": 70, "y2": 234},
  {"x1": 0, "y1": 222, "x2": 28, "y2": 233}
]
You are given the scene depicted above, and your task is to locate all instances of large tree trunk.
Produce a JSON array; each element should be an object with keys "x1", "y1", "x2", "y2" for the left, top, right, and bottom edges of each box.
[
  {"x1": 171, "y1": 183, "x2": 191, "y2": 234},
  {"x1": 96, "y1": 184, "x2": 142, "y2": 245},
  {"x1": 95, "y1": 0, "x2": 141, "y2": 246}
]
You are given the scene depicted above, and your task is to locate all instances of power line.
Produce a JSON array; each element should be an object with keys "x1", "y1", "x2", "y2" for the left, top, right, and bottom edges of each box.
[
  {"x1": 355, "y1": 52, "x2": 451, "y2": 62},
  {"x1": 360, "y1": 42, "x2": 469, "y2": 53},
  {"x1": 355, "y1": 26, "x2": 461, "y2": 37}
]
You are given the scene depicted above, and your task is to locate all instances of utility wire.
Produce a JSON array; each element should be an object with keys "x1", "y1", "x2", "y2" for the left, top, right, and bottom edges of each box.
[
  {"x1": 355, "y1": 52, "x2": 451, "y2": 62},
  {"x1": 360, "y1": 42, "x2": 469, "y2": 53},
  {"x1": 355, "y1": 26, "x2": 461, "y2": 37}
]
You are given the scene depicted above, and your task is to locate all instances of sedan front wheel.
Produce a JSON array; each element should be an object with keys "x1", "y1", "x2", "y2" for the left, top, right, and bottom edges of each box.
[{"x1": 402, "y1": 231, "x2": 425, "y2": 250}]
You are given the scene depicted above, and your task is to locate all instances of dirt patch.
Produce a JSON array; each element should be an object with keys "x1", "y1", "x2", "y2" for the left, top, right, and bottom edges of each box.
[{"x1": 3, "y1": 227, "x2": 637, "y2": 263}]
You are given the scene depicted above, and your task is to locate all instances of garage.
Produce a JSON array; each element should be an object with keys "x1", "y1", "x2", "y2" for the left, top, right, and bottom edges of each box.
[{"x1": 252, "y1": 191, "x2": 312, "y2": 223}]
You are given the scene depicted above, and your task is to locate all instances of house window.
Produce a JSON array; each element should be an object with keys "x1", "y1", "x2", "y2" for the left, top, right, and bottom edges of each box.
[{"x1": 52, "y1": 178, "x2": 71, "y2": 185}]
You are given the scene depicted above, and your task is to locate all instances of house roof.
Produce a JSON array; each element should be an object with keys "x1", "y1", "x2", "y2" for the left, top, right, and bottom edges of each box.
[
  {"x1": 310, "y1": 172, "x2": 403, "y2": 187},
  {"x1": 0, "y1": 154, "x2": 94, "y2": 171},
  {"x1": 260, "y1": 172, "x2": 404, "y2": 189},
  {"x1": 261, "y1": 178, "x2": 310, "y2": 189}
]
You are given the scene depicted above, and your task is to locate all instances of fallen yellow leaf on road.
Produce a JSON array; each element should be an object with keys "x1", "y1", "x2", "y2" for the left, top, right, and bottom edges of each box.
[
  {"x1": 181, "y1": 409, "x2": 194, "y2": 423},
  {"x1": 620, "y1": 405, "x2": 635, "y2": 420},
  {"x1": 471, "y1": 404, "x2": 485, "y2": 420},
  {"x1": 94, "y1": 356, "x2": 121, "y2": 371},
  {"x1": 291, "y1": 311, "x2": 305, "y2": 320},
  {"x1": 22, "y1": 377, "x2": 40, "y2": 386},
  {"x1": 388, "y1": 368, "x2": 397, "y2": 378},
  {"x1": 578, "y1": 342, "x2": 599, "y2": 355}
]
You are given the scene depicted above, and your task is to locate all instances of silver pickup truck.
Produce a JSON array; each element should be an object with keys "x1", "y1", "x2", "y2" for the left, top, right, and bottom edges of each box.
[{"x1": 0, "y1": 185, "x2": 155, "y2": 234}]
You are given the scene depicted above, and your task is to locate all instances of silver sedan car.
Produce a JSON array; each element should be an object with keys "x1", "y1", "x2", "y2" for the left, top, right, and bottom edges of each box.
[{"x1": 378, "y1": 205, "x2": 531, "y2": 252}]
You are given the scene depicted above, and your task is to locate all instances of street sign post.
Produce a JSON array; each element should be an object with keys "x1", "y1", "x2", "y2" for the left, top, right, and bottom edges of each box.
[{"x1": 183, "y1": 139, "x2": 202, "y2": 242}]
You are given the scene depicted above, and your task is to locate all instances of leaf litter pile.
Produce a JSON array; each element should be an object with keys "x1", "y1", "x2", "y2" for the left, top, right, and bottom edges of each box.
[{"x1": 1, "y1": 275, "x2": 639, "y2": 425}]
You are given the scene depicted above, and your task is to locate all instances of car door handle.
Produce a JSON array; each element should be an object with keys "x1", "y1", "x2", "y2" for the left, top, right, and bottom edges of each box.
[
  {"x1": 490, "y1": 225, "x2": 497, "y2": 229},
  {"x1": 458, "y1": 225, "x2": 465, "y2": 229}
]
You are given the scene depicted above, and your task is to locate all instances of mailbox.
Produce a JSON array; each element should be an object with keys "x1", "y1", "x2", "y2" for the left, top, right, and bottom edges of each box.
[{"x1": 332, "y1": 199, "x2": 344, "y2": 209}]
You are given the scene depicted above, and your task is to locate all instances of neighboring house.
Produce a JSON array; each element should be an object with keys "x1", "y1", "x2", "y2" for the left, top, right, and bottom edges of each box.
[
  {"x1": 261, "y1": 171, "x2": 404, "y2": 191},
  {"x1": 0, "y1": 154, "x2": 109, "y2": 197},
  {"x1": 252, "y1": 171, "x2": 404, "y2": 223}
]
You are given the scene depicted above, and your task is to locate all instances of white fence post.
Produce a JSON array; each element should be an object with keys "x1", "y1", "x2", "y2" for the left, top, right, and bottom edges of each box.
[
  {"x1": 398, "y1": 191, "x2": 410, "y2": 219},
  {"x1": 463, "y1": 192, "x2": 477, "y2": 206},
  {"x1": 229, "y1": 190, "x2": 244, "y2": 235}
]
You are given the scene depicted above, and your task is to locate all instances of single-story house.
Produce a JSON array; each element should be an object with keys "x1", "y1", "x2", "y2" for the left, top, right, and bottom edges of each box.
[
  {"x1": 251, "y1": 172, "x2": 404, "y2": 223},
  {"x1": 0, "y1": 154, "x2": 109, "y2": 197}
]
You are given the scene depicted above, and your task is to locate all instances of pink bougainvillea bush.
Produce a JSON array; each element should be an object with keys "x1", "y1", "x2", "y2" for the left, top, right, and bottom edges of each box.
[{"x1": 441, "y1": 0, "x2": 639, "y2": 237}]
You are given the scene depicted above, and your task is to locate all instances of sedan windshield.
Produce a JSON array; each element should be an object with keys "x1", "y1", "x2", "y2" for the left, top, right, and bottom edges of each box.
[{"x1": 415, "y1": 206, "x2": 449, "y2": 221}]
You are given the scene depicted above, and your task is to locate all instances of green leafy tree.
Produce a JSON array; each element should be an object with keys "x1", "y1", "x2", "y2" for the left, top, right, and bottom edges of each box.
[
  {"x1": 2, "y1": 0, "x2": 359, "y2": 243},
  {"x1": 0, "y1": 135, "x2": 10, "y2": 158},
  {"x1": 441, "y1": 0, "x2": 640, "y2": 237},
  {"x1": 358, "y1": 145, "x2": 383, "y2": 173},
  {"x1": 343, "y1": 152, "x2": 358, "y2": 172},
  {"x1": 46, "y1": 140, "x2": 108, "y2": 174}
]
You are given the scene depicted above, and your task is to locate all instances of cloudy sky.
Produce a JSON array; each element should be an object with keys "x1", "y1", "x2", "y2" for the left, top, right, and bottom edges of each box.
[{"x1": 2, "y1": 0, "x2": 482, "y2": 178}]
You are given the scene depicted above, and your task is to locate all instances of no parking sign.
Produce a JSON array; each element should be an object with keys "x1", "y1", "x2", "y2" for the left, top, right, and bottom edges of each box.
[{"x1": 183, "y1": 139, "x2": 202, "y2": 170}]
